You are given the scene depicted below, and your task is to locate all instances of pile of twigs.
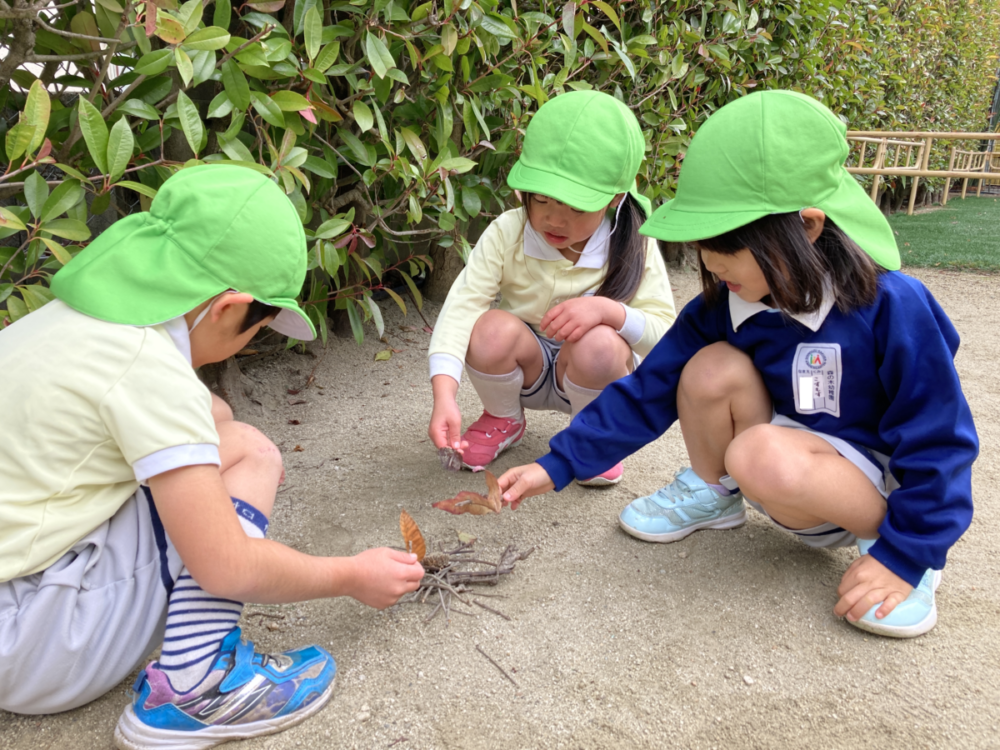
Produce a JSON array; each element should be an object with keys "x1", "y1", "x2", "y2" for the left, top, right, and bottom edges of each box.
[{"x1": 396, "y1": 541, "x2": 535, "y2": 624}]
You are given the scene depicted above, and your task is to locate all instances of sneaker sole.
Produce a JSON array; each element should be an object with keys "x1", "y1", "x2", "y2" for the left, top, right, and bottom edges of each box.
[
  {"x1": 848, "y1": 570, "x2": 942, "y2": 639},
  {"x1": 577, "y1": 474, "x2": 623, "y2": 487},
  {"x1": 618, "y1": 508, "x2": 747, "y2": 543},
  {"x1": 113, "y1": 680, "x2": 334, "y2": 750},
  {"x1": 461, "y1": 434, "x2": 525, "y2": 472}
]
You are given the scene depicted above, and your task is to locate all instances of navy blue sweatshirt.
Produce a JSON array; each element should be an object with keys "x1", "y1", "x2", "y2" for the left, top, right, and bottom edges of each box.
[{"x1": 538, "y1": 271, "x2": 978, "y2": 586}]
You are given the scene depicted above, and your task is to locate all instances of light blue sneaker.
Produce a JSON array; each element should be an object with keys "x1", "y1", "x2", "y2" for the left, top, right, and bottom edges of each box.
[
  {"x1": 618, "y1": 467, "x2": 746, "y2": 543},
  {"x1": 850, "y1": 539, "x2": 942, "y2": 638},
  {"x1": 114, "y1": 627, "x2": 335, "y2": 750}
]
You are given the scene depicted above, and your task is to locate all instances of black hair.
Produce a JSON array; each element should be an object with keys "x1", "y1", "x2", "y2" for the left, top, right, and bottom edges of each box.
[
  {"x1": 696, "y1": 212, "x2": 883, "y2": 314},
  {"x1": 238, "y1": 298, "x2": 281, "y2": 333},
  {"x1": 522, "y1": 191, "x2": 647, "y2": 303}
]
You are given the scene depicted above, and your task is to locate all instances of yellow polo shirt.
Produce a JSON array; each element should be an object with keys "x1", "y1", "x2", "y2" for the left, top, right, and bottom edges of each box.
[
  {"x1": 0, "y1": 300, "x2": 219, "y2": 582},
  {"x1": 429, "y1": 208, "x2": 676, "y2": 381}
]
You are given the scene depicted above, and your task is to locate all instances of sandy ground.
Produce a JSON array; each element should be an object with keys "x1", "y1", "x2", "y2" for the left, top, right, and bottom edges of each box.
[{"x1": 3, "y1": 267, "x2": 999, "y2": 749}]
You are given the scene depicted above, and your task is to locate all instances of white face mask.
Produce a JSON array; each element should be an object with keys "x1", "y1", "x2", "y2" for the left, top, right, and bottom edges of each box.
[{"x1": 187, "y1": 290, "x2": 239, "y2": 333}]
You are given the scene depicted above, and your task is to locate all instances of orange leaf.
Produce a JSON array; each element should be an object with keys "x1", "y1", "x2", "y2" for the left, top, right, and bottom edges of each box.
[
  {"x1": 484, "y1": 470, "x2": 503, "y2": 512},
  {"x1": 432, "y1": 491, "x2": 500, "y2": 516},
  {"x1": 400, "y1": 509, "x2": 426, "y2": 561}
]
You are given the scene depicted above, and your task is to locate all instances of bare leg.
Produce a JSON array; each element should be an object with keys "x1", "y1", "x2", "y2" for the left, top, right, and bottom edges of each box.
[
  {"x1": 555, "y1": 324, "x2": 632, "y2": 390},
  {"x1": 676, "y1": 342, "x2": 772, "y2": 483},
  {"x1": 726, "y1": 426, "x2": 886, "y2": 537},
  {"x1": 211, "y1": 394, "x2": 283, "y2": 517},
  {"x1": 465, "y1": 309, "x2": 545, "y2": 386}
]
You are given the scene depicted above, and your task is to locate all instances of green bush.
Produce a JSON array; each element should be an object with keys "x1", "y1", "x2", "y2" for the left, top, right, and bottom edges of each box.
[{"x1": 2, "y1": 0, "x2": 999, "y2": 335}]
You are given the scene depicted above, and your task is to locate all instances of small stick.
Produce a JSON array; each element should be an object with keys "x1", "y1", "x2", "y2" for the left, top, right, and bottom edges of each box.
[
  {"x1": 448, "y1": 607, "x2": 475, "y2": 617},
  {"x1": 476, "y1": 644, "x2": 519, "y2": 688},
  {"x1": 388, "y1": 737, "x2": 409, "y2": 747},
  {"x1": 423, "y1": 602, "x2": 442, "y2": 623},
  {"x1": 465, "y1": 591, "x2": 509, "y2": 599},
  {"x1": 246, "y1": 612, "x2": 285, "y2": 621},
  {"x1": 473, "y1": 599, "x2": 511, "y2": 621},
  {"x1": 438, "y1": 587, "x2": 450, "y2": 625}
]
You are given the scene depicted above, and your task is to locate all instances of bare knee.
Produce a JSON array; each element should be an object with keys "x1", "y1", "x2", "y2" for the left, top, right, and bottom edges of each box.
[
  {"x1": 679, "y1": 342, "x2": 757, "y2": 405},
  {"x1": 218, "y1": 420, "x2": 284, "y2": 476},
  {"x1": 726, "y1": 425, "x2": 803, "y2": 501},
  {"x1": 211, "y1": 393, "x2": 234, "y2": 424},
  {"x1": 562, "y1": 325, "x2": 630, "y2": 385},
  {"x1": 468, "y1": 310, "x2": 533, "y2": 370}
]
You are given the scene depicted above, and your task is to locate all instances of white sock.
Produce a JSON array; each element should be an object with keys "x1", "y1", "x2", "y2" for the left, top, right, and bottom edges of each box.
[
  {"x1": 465, "y1": 364, "x2": 524, "y2": 419},
  {"x1": 157, "y1": 500, "x2": 267, "y2": 693},
  {"x1": 563, "y1": 374, "x2": 603, "y2": 418}
]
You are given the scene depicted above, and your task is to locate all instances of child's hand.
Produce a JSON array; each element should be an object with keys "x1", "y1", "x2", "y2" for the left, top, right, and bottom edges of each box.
[
  {"x1": 834, "y1": 552, "x2": 914, "y2": 622},
  {"x1": 540, "y1": 297, "x2": 623, "y2": 343},
  {"x1": 497, "y1": 463, "x2": 555, "y2": 510},
  {"x1": 429, "y1": 375, "x2": 468, "y2": 452},
  {"x1": 347, "y1": 548, "x2": 425, "y2": 609}
]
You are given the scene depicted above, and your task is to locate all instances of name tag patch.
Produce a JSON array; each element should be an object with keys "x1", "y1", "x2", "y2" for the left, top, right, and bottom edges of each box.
[{"x1": 792, "y1": 343, "x2": 842, "y2": 417}]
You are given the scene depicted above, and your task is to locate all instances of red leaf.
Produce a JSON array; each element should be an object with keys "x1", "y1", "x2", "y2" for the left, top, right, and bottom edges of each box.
[
  {"x1": 144, "y1": 3, "x2": 157, "y2": 38},
  {"x1": 300, "y1": 107, "x2": 318, "y2": 125},
  {"x1": 37, "y1": 139, "x2": 52, "y2": 161}
]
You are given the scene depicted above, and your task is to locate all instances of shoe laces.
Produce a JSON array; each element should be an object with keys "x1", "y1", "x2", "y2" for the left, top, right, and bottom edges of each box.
[
  {"x1": 468, "y1": 416, "x2": 518, "y2": 440},
  {"x1": 650, "y1": 476, "x2": 697, "y2": 508}
]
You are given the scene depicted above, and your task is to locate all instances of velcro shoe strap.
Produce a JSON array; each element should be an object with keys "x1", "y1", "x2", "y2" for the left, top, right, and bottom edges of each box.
[{"x1": 220, "y1": 639, "x2": 257, "y2": 692}]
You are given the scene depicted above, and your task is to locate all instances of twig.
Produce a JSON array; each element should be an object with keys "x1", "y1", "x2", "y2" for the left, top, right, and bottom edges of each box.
[
  {"x1": 475, "y1": 644, "x2": 519, "y2": 688},
  {"x1": 33, "y1": 12, "x2": 120, "y2": 42},
  {"x1": 473, "y1": 599, "x2": 511, "y2": 621},
  {"x1": 423, "y1": 602, "x2": 441, "y2": 623},
  {"x1": 405, "y1": 288, "x2": 433, "y2": 331},
  {"x1": 387, "y1": 738, "x2": 409, "y2": 748}
]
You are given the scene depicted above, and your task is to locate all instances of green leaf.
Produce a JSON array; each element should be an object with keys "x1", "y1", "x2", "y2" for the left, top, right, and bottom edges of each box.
[
  {"x1": 5, "y1": 123, "x2": 35, "y2": 165},
  {"x1": 53, "y1": 163, "x2": 90, "y2": 182},
  {"x1": 353, "y1": 100, "x2": 374, "y2": 133},
  {"x1": 106, "y1": 117, "x2": 135, "y2": 182},
  {"x1": 364, "y1": 31, "x2": 396, "y2": 78},
  {"x1": 250, "y1": 91, "x2": 286, "y2": 127},
  {"x1": 590, "y1": 0, "x2": 620, "y2": 32},
  {"x1": 177, "y1": 0, "x2": 204, "y2": 35},
  {"x1": 304, "y1": 6, "x2": 322, "y2": 62},
  {"x1": 346, "y1": 297, "x2": 364, "y2": 344},
  {"x1": 40, "y1": 179, "x2": 85, "y2": 223},
  {"x1": 374, "y1": 348, "x2": 392, "y2": 361},
  {"x1": 580, "y1": 21, "x2": 608, "y2": 55},
  {"x1": 134, "y1": 49, "x2": 173, "y2": 76},
  {"x1": 217, "y1": 133, "x2": 256, "y2": 162},
  {"x1": 613, "y1": 44, "x2": 636, "y2": 79},
  {"x1": 40, "y1": 237, "x2": 73, "y2": 265},
  {"x1": 6, "y1": 294, "x2": 28, "y2": 323},
  {"x1": 206, "y1": 91, "x2": 234, "y2": 119},
  {"x1": 175, "y1": 47, "x2": 194, "y2": 87},
  {"x1": 270, "y1": 91, "x2": 312, "y2": 111},
  {"x1": 400, "y1": 127, "x2": 427, "y2": 162},
  {"x1": 461, "y1": 188, "x2": 481, "y2": 217},
  {"x1": 155, "y1": 14, "x2": 187, "y2": 44},
  {"x1": 337, "y1": 128, "x2": 371, "y2": 165},
  {"x1": 78, "y1": 98, "x2": 110, "y2": 173},
  {"x1": 0, "y1": 207, "x2": 27, "y2": 232},
  {"x1": 562, "y1": 1, "x2": 576, "y2": 38},
  {"x1": 23, "y1": 81, "x2": 51, "y2": 156},
  {"x1": 441, "y1": 23, "x2": 458, "y2": 55},
  {"x1": 184, "y1": 26, "x2": 231, "y2": 51},
  {"x1": 114, "y1": 181, "x2": 159, "y2": 199},
  {"x1": 383, "y1": 286, "x2": 407, "y2": 315},
  {"x1": 24, "y1": 171, "x2": 49, "y2": 220},
  {"x1": 438, "y1": 156, "x2": 477, "y2": 173},
  {"x1": 314, "y1": 42, "x2": 340, "y2": 73},
  {"x1": 117, "y1": 99, "x2": 161, "y2": 119},
  {"x1": 303, "y1": 156, "x2": 336, "y2": 178},
  {"x1": 479, "y1": 14, "x2": 517, "y2": 41},
  {"x1": 399, "y1": 271, "x2": 422, "y2": 309},
  {"x1": 41, "y1": 218, "x2": 92, "y2": 241},
  {"x1": 314, "y1": 217, "x2": 351, "y2": 239},
  {"x1": 213, "y1": 0, "x2": 231, "y2": 29},
  {"x1": 222, "y1": 59, "x2": 251, "y2": 111},
  {"x1": 176, "y1": 90, "x2": 205, "y2": 156},
  {"x1": 364, "y1": 295, "x2": 385, "y2": 337}
]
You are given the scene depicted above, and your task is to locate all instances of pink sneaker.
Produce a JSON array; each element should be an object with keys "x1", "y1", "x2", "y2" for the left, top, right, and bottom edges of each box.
[
  {"x1": 460, "y1": 411, "x2": 526, "y2": 471},
  {"x1": 577, "y1": 462, "x2": 623, "y2": 487}
]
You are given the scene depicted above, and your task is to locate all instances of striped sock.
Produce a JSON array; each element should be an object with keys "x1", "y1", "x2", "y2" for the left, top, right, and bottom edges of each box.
[{"x1": 157, "y1": 499, "x2": 269, "y2": 693}]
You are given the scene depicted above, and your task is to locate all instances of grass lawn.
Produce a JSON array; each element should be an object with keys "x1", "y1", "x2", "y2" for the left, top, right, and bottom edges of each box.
[{"x1": 889, "y1": 194, "x2": 1000, "y2": 271}]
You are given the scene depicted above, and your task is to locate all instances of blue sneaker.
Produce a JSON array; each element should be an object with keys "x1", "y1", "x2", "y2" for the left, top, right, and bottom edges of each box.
[
  {"x1": 619, "y1": 467, "x2": 746, "y2": 543},
  {"x1": 849, "y1": 539, "x2": 942, "y2": 638},
  {"x1": 114, "y1": 627, "x2": 335, "y2": 750}
]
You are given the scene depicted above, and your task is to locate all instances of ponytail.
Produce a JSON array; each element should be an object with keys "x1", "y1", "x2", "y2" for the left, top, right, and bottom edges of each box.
[{"x1": 595, "y1": 192, "x2": 646, "y2": 303}]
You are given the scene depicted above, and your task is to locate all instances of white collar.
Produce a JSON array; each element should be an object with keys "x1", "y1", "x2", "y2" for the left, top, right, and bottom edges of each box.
[
  {"x1": 728, "y1": 285, "x2": 836, "y2": 333},
  {"x1": 158, "y1": 316, "x2": 194, "y2": 365},
  {"x1": 522, "y1": 214, "x2": 612, "y2": 270}
]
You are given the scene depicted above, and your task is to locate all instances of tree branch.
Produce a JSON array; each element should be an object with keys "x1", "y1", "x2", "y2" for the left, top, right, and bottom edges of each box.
[{"x1": 34, "y1": 12, "x2": 121, "y2": 43}]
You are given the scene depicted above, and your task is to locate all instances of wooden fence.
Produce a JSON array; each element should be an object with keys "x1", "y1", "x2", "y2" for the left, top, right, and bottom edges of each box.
[{"x1": 845, "y1": 131, "x2": 1000, "y2": 214}]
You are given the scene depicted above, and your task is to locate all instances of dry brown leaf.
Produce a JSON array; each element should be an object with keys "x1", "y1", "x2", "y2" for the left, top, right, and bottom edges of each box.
[
  {"x1": 484, "y1": 470, "x2": 503, "y2": 512},
  {"x1": 399, "y1": 509, "x2": 426, "y2": 561},
  {"x1": 432, "y1": 491, "x2": 499, "y2": 516}
]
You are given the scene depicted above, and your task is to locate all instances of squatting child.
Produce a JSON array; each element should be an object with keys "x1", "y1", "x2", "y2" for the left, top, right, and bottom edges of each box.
[
  {"x1": 0, "y1": 166, "x2": 425, "y2": 747},
  {"x1": 428, "y1": 90, "x2": 676, "y2": 484},
  {"x1": 498, "y1": 91, "x2": 978, "y2": 638}
]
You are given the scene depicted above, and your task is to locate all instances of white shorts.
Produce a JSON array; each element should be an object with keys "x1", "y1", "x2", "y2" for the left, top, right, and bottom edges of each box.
[
  {"x1": 744, "y1": 413, "x2": 898, "y2": 550},
  {"x1": 517, "y1": 324, "x2": 640, "y2": 415},
  {"x1": 0, "y1": 488, "x2": 182, "y2": 714}
]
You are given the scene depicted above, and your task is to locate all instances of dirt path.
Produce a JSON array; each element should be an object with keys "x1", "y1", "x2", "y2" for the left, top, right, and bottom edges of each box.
[{"x1": 3, "y1": 268, "x2": 998, "y2": 749}]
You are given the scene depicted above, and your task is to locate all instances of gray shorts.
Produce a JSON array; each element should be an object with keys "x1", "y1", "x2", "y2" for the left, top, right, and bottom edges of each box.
[
  {"x1": 0, "y1": 488, "x2": 181, "y2": 714},
  {"x1": 744, "y1": 414, "x2": 898, "y2": 550},
  {"x1": 518, "y1": 324, "x2": 640, "y2": 415}
]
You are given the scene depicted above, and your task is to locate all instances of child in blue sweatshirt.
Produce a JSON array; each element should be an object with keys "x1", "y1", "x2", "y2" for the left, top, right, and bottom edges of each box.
[{"x1": 497, "y1": 90, "x2": 978, "y2": 638}]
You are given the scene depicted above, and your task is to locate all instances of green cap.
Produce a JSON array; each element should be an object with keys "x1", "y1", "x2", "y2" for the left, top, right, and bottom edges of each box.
[
  {"x1": 51, "y1": 164, "x2": 316, "y2": 340},
  {"x1": 507, "y1": 90, "x2": 649, "y2": 214},
  {"x1": 639, "y1": 90, "x2": 900, "y2": 270}
]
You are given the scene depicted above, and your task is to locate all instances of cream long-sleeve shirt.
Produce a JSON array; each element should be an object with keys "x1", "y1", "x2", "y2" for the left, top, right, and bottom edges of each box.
[{"x1": 429, "y1": 208, "x2": 677, "y2": 383}]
